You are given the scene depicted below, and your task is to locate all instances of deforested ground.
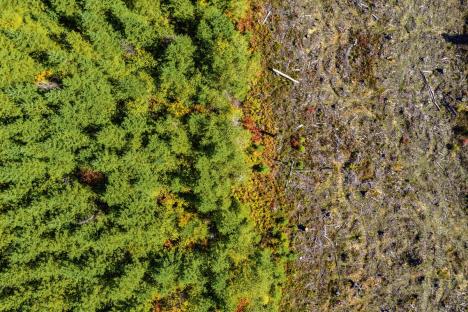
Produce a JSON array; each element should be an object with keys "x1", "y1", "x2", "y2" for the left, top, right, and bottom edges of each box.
[{"x1": 253, "y1": 0, "x2": 467, "y2": 311}]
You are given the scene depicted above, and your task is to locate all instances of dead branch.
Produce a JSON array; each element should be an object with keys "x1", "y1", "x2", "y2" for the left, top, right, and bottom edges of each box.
[
  {"x1": 344, "y1": 39, "x2": 357, "y2": 79},
  {"x1": 285, "y1": 160, "x2": 295, "y2": 187},
  {"x1": 272, "y1": 68, "x2": 300, "y2": 84},
  {"x1": 441, "y1": 98, "x2": 458, "y2": 116},
  {"x1": 262, "y1": 11, "x2": 271, "y2": 24},
  {"x1": 78, "y1": 214, "x2": 97, "y2": 225},
  {"x1": 419, "y1": 70, "x2": 441, "y2": 110},
  {"x1": 36, "y1": 80, "x2": 60, "y2": 91}
]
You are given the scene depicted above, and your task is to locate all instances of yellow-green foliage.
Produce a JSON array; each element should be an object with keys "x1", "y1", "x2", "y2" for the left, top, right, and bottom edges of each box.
[{"x1": 0, "y1": 0, "x2": 284, "y2": 311}]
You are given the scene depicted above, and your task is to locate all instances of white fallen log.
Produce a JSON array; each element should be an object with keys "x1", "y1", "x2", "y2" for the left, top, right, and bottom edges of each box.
[
  {"x1": 272, "y1": 68, "x2": 300, "y2": 84},
  {"x1": 262, "y1": 11, "x2": 271, "y2": 24}
]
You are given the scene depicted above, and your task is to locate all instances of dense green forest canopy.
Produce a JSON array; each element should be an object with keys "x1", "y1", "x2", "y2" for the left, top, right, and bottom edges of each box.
[{"x1": 0, "y1": 0, "x2": 284, "y2": 311}]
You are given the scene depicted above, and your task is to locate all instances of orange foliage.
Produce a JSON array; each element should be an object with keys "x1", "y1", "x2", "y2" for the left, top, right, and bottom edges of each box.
[
  {"x1": 235, "y1": 298, "x2": 250, "y2": 312},
  {"x1": 242, "y1": 116, "x2": 262, "y2": 143}
]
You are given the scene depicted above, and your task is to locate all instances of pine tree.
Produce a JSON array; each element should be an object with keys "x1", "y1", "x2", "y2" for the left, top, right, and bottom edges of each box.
[{"x1": 0, "y1": 0, "x2": 285, "y2": 311}]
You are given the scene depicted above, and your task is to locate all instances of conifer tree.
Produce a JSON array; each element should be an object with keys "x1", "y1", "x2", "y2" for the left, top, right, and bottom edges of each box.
[{"x1": 0, "y1": 0, "x2": 285, "y2": 311}]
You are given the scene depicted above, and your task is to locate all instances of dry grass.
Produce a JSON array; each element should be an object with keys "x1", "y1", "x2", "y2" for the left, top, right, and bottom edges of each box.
[{"x1": 250, "y1": 0, "x2": 467, "y2": 310}]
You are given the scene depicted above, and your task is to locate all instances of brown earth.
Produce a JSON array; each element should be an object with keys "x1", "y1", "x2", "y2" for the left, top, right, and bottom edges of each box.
[{"x1": 250, "y1": 0, "x2": 467, "y2": 311}]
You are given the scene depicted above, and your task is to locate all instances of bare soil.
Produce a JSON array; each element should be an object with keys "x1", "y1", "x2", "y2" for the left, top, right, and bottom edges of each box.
[{"x1": 253, "y1": 0, "x2": 467, "y2": 311}]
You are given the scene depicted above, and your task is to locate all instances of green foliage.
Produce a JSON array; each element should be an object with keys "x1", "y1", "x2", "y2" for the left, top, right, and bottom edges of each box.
[
  {"x1": 253, "y1": 163, "x2": 270, "y2": 174},
  {"x1": 0, "y1": 0, "x2": 284, "y2": 311},
  {"x1": 163, "y1": 0, "x2": 195, "y2": 21},
  {"x1": 197, "y1": 6, "x2": 252, "y2": 99}
]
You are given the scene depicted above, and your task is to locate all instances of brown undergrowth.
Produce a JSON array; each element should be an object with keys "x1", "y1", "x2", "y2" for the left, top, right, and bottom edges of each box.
[{"x1": 232, "y1": 2, "x2": 293, "y2": 309}]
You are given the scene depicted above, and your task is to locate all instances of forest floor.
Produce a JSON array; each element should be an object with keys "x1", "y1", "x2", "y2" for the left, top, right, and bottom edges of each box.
[{"x1": 247, "y1": 0, "x2": 467, "y2": 311}]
